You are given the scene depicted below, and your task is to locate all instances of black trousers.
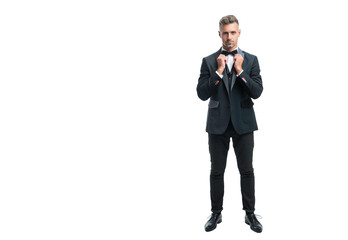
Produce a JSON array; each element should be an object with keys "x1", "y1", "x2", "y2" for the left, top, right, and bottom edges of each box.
[{"x1": 208, "y1": 120, "x2": 255, "y2": 213}]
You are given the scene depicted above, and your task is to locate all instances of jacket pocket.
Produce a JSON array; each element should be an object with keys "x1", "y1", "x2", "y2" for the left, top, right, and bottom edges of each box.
[
  {"x1": 208, "y1": 99, "x2": 219, "y2": 108},
  {"x1": 240, "y1": 98, "x2": 254, "y2": 108}
]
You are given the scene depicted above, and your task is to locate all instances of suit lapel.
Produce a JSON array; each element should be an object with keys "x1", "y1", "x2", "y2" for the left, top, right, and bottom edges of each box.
[
  {"x1": 230, "y1": 48, "x2": 246, "y2": 91},
  {"x1": 230, "y1": 48, "x2": 248, "y2": 91},
  {"x1": 230, "y1": 70, "x2": 236, "y2": 91},
  {"x1": 223, "y1": 66, "x2": 230, "y2": 95},
  {"x1": 229, "y1": 48, "x2": 244, "y2": 91},
  {"x1": 238, "y1": 48, "x2": 248, "y2": 72},
  {"x1": 214, "y1": 48, "x2": 230, "y2": 95}
]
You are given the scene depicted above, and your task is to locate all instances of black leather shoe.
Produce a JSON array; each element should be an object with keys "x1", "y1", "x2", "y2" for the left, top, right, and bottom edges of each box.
[
  {"x1": 245, "y1": 213, "x2": 263, "y2": 233},
  {"x1": 205, "y1": 213, "x2": 222, "y2": 232}
]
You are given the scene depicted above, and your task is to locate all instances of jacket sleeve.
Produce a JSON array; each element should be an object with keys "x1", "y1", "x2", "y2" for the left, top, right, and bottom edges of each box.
[
  {"x1": 237, "y1": 56, "x2": 263, "y2": 99},
  {"x1": 196, "y1": 58, "x2": 221, "y2": 101}
]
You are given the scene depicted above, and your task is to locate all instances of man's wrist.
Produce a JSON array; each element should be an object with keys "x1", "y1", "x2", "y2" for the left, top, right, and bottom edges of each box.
[
  {"x1": 216, "y1": 68, "x2": 224, "y2": 76},
  {"x1": 215, "y1": 70, "x2": 223, "y2": 78},
  {"x1": 236, "y1": 69, "x2": 243, "y2": 76}
]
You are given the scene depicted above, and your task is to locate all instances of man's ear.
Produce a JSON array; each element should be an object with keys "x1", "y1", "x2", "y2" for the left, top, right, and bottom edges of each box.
[{"x1": 218, "y1": 31, "x2": 221, "y2": 38}]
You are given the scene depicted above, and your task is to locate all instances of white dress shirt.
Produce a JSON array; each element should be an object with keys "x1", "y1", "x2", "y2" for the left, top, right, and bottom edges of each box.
[{"x1": 225, "y1": 47, "x2": 236, "y2": 72}]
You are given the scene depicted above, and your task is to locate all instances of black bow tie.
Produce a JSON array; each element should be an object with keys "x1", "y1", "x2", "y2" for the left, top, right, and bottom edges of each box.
[{"x1": 222, "y1": 50, "x2": 238, "y2": 56}]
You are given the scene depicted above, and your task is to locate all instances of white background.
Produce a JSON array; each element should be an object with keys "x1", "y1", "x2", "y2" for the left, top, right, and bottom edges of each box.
[{"x1": 1, "y1": 0, "x2": 348, "y2": 239}]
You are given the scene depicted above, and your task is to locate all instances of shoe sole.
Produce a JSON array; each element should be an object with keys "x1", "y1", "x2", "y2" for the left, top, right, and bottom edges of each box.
[{"x1": 245, "y1": 220, "x2": 262, "y2": 233}]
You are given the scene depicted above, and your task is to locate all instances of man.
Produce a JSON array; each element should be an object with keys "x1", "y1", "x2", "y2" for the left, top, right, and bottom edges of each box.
[{"x1": 196, "y1": 15, "x2": 263, "y2": 233}]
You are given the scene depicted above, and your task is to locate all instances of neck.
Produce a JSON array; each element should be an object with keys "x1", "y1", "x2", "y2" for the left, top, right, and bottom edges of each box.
[{"x1": 222, "y1": 46, "x2": 238, "y2": 52}]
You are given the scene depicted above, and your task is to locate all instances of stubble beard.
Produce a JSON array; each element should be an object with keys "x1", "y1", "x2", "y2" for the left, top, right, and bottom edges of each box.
[{"x1": 224, "y1": 41, "x2": 235, "y2": 50}]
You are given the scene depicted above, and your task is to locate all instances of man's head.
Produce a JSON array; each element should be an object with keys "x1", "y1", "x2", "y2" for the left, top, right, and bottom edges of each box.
[{"x1": 218, "y1": 15, "x2": 241, "y2": 51}]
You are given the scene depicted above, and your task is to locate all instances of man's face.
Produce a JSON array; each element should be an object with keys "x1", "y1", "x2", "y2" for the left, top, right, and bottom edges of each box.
[{"x1": 219, "y1": 23, "x2": 241, "y2": 50}]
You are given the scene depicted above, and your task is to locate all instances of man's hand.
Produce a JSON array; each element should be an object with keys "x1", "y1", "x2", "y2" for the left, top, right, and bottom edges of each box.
[
  {"x1": 217, "y1": 54, "x2": 227, "y2": 75},
  {"x1": 233, "y1": 54, "x2": 244, "y2": 75}
]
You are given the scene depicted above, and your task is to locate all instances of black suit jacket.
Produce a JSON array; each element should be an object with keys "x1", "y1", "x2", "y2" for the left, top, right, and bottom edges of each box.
[{"x1": 197, "y1": 48, "x2": 263, "y2": 135}]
